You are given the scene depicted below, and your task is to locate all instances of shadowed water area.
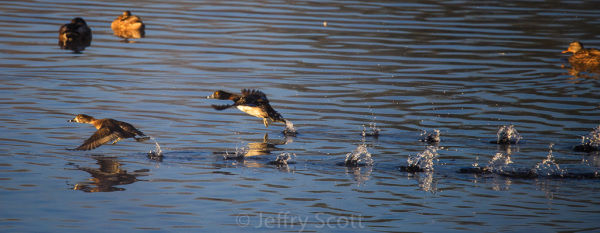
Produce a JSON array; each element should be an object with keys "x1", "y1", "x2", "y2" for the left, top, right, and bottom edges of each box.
[{"x1": 1, "y1": 0, "x2": 600, "y2": 231}]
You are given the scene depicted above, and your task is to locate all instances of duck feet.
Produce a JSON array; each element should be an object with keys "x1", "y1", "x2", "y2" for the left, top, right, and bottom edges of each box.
[
  {"x1": 135, "y1": 136, "x2": 151, "y2": 142},
  {"x1": 112, "y1": 138, "x2": 123, "y2": 144}
]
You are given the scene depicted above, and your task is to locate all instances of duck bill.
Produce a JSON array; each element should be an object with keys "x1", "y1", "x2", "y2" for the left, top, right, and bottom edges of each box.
[
  {"x1": 561, "y1": 50, "x2": 570, "y2": 53},
  {"x1": 68, "y1": 118, "x2": 77, "y2": 122}
]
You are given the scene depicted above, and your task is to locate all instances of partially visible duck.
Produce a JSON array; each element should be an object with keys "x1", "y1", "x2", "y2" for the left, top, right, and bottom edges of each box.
[
  {"x1": 562, "y1": 41, "x2": 600, "y2": 66},
  {"x1": 68, "y1": 114, "x2": 149, "y2": 151},
  {"x1": 207, "y1": 89, "x2": 286, "y2": 128},
  {"x1": 59, "y1": 17, "x2": 92, "y2": 52},
  {"x1": 111, "y1": 11, "x2": 145, "y2": 39}
]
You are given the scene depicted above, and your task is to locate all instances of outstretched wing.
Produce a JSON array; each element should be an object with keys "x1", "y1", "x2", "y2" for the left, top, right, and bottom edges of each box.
[
  {"x1": 74, "y1": 127, "x2": 121, "y2": 151},
  {"x1": 211, "y1": 104, "x2": 235, "y2": 110},
  {"x1": 241, "y1": 89, "x2": 268, "y2": 100}
]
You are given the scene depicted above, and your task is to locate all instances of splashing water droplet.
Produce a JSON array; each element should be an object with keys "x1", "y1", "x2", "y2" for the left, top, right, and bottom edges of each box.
[
  {"x1": 535, "y1": 144, "x2": 564, "y2": 177},
  {"x1": 272, "y1": 152, "x2": 296, "y2": 165},
  {"x1": 147, "y1": 137, "x2": 163, "y2": 158},
  {"x1": 283, "y1": 120, "x2": 297, "y2": 136},
  {"x1": 406, "y1": 146, "x2": 438, "y2": 172},
  {"x1": 574, "y1": 126, "x2": 600, "y2": 152},
  {"x1": 344, "y1": 144, "x2": 373, "y2": 167},
  {"x1": 487, "y1": 153, "x2": 513, "y2": 173},
  {"x1": 223, "y1": 146, "x2": 249, "y2": 160},
  {"x1": 496, "y1": 124, "x2": 521, "y2": 144},
  {"x1": 421, "y1": 129, "x2": 441, "y2": 143},
  {"x1": 361, "y1": 122, "x2": 380, "y2": 138}
]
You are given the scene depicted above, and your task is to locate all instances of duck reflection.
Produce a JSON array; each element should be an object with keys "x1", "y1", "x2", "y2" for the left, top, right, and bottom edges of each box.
[
  {"x1": 111, "y1": 11, "x2": 145, "y2": 42},
  {"x1": 564, "y1": 63, "x2": 600, "y2": 81},
  {"x1": 72, "y1": 156, "x2": 148, "y2": 192},
  {"x1": 58, "y1": 17, "x2": 92, "y2": 53},
  {"x1": 222, "y1": 133, "x2": 287, "y2": 168}
]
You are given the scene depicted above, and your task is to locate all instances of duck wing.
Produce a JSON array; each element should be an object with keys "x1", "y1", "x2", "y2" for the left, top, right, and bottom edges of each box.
[
  {"x1": 74, "y1": 127, "x2": 122, "y2": 151},
  {"x1": 241, "y1": 89, "x2": 268, "y2": 99},
  {"x1": 211, "y1": 104, "x2": 235, "y2": 110},
  {"x1": 117, "y1": 121, "x2": 145, "y2": 137},
  {"x1": 588, "y1": 48, "x2": 600, "y2": 56}
]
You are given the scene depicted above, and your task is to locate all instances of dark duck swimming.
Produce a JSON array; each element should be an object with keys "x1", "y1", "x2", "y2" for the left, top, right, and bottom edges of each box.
[
  {"x1": 68, "y1": 114, "x2": 149, "y2": 150},
  {"x1": 58, "y1": 17, "x2": 92, "y2": 52},
  {"x1": 207, "y1": 89, "x2": 286, "y2": 128}
]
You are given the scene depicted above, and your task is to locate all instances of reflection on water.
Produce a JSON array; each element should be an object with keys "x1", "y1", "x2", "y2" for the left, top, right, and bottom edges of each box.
[
  {"x1": 70, "y1": 156, "x2": 148, "y2": 192},
  {"x1": 345, "y1": 166, "x2": 372, "y2": 186},
  {"x1": 222, "y1": 133, "x2": 285, "y2": 159}
]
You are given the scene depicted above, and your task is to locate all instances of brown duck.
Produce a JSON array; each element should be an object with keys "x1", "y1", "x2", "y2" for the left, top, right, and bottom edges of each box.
[
  {"x1": 207, "y1": 89, "x2": 286, "y2": 128},
  {"x1": 68, "y1": 114, "x2": 149, "y2": 150},
  {"x1": 562, "y1": 41, "x2": 600, "y2": 66},
  {"x1": 111, "y1": 11, "x2": 145, "y2": 39}
]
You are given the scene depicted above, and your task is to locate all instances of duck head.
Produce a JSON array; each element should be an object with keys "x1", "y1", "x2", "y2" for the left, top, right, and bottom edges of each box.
[
  {"x1": 563, "y1": 41, "x2": 583, "y2": 54},
  {"x1": 207, "y1": 90, "x2": 234, "y2": 100},
  {"x1": 68, "y1": 114, "x2": 95, "y2": 123}
]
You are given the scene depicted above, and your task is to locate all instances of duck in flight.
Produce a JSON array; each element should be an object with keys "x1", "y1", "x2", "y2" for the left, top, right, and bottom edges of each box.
[
  {"x1": 207, "y1": 89, "x2": 286, "y2": 128},
  {"x1": 68, "y1": 114, "x2": 149, "y2": 150}
]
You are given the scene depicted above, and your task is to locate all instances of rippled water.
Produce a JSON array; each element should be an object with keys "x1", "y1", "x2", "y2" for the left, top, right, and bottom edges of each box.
[{"x1": 1, "y1": 0, "x2": 600, "y2": 231}]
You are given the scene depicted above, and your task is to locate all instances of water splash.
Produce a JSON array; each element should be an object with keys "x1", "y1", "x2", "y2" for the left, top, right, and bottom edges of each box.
[
  {"x1": 223, "y1": 146, "x2": 249, "y2": 160},
  {"x1": 488, "y1": 152, "x2": 538, "y2": 178},
  {"x1": 344, "y1": 144, "x2": 373, "y2": 167},
  {"x1": 147, "y1": 137, "x2": 163, "y2": 160},
  {"x1": 573, "y1": 126, "x2": 600, "y2": 152},
  {"x1": 487, "y1": 153, "x2": 513, "y2": 173},
  {"x1": 420, "y1": 129, "x2": 441, "y2": 143},
  {"x1": 535, "y1": 144, "x2": 564, "y2": 177},
  {"x1": 493, "y1": 124, "x2": 521, "y2": 144},
  {"x1": 361, "y1": 122, "x2": 380, "y2": 138},
  {"x1": 458, "y1": 152, "x2": 512, "y2": 175},
  {"x1": 283, "y1": 120, "x2": 297, "y2": 136},
  {"x1": 270, "y1": 152, "x2": 296, "y2": 165},
  {"x1": 401, "y1": 146, "x2": 438, "y2": 172}
]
